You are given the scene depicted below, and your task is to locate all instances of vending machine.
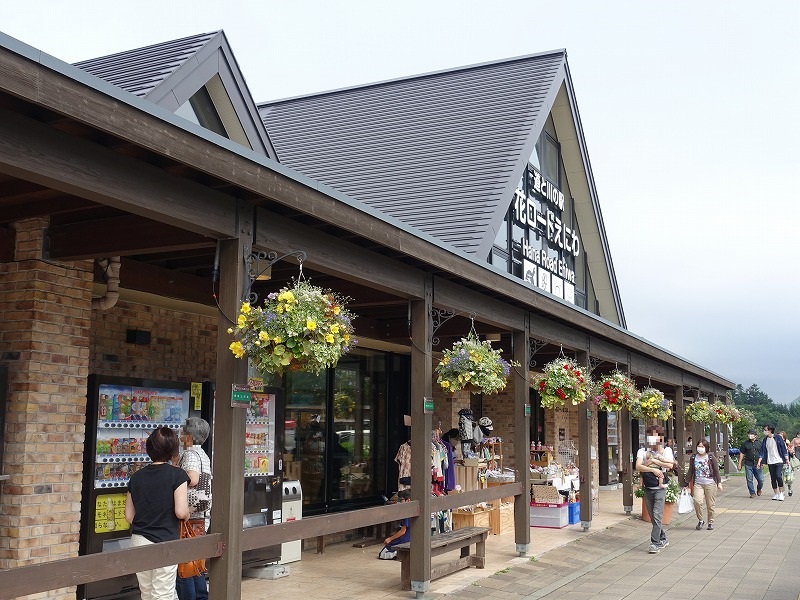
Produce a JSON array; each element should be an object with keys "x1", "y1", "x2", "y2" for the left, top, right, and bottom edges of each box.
[
  {"x1": 79, "y1": 375, "x2": 193, "y2": 600},
  {"x1": 242, "y1": 385, "x2": 284, "y2": 567}
]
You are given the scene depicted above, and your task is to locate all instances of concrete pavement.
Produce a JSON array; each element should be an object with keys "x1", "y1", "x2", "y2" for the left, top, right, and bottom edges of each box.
[
  {"x1": 240, "y1": 475, "x2": 800, "y2": 599},
  {"x1": 446, "y1": 475, "x2": 800, "y2": 600}
]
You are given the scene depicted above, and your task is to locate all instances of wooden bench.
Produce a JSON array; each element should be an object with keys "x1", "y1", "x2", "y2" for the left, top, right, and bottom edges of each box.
[{"x1": 393, "y1": 526, "x2": 489, "y2": 591}]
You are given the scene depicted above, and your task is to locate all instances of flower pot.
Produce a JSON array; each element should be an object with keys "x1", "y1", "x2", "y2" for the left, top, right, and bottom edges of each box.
[{"x1": 640, "y1": 497, "x2": 673, "y2": 525}]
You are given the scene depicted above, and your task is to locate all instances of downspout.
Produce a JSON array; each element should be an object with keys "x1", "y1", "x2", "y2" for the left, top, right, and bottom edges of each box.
[{"x1": 92, "y1": 257, "x2": 121, "y2": 310}]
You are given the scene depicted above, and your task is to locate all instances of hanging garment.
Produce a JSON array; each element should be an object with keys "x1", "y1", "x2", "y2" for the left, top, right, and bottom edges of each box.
[{"x1": 395, "y1": 442, "x2": 412, "y2": 489}]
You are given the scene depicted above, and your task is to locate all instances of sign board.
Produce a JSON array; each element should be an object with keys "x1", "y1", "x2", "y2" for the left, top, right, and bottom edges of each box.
[
  {"x1": 232, "y1": 384, "x2": 254, "y2": 408},
  {"x1": 525, "y1": 404, "x2": 531, "y2": 417},
  {"x1": 191, "y1": 381, "x2": 203, "y2": 411},
  {"x1": 423, "y1": 397, "x2": 434, "y2": 414}
]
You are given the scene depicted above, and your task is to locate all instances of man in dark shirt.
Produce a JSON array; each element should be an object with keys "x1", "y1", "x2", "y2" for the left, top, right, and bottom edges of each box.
[{"x1": 738, "y1": 429, "x2": 764, "y2": 498}]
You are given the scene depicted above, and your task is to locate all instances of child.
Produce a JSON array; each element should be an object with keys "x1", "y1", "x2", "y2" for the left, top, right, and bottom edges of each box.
[
  {"x1": 644, "y1": 448, "x2": 669, "y2": 488},
  {"x1": 378, "y1": 489, "x2": 411, "y2": 560}
]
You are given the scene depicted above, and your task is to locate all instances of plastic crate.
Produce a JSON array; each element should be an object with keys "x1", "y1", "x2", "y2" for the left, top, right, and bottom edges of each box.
[
  {"x1": 529, "y1": 502, "x2": 568, "y2": 528},
  {"x1": 568, "y1": 502, "x2": 580, "y2": 524}
]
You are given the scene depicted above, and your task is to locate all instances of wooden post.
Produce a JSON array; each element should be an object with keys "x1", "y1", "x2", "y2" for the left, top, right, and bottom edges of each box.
[
  {"x1": 692, "y1": 390, "x2": 703, "y2": 448},
  {"x1": 674, "y1": 385, "x2": 685, "y2": 471},
  {"x1": 208, "y1": 203, "x2": 251, "y2": 599},
  {"x1": 409, "y1": 278, "x2": 432, "y2": 596},
  {"x1": 513, "y1": 318, "x2": 530, "y2": 555},
  {"x1": 620, "y1": 361, "x2": 633, "y2": 515},
  {"x1": 576, "y1": 350, "x2": 592, "y2": 530}
]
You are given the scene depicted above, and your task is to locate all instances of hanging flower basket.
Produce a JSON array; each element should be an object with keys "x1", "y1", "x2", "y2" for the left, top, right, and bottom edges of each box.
[
  {"x1": 435, "y1": 332, "x2": 519, "y2": 395},
  {"x1": 685, "y1": 399, "x2": 713, "y2": 423},
  {"x1": 591, "y1": 371, "x2": 638, "y2": 412},
  {"x1": 228, "y1": 279, "x2": 357, "y2": 375},
  {"x1": 532, "y1": 358, "x2": 588, "y2": 409},
  {"x1": 711, "y1": 401, "x2": 741, "y2": 424},
  {"x1": 628, "y1": 387, "x2": 672, "y2": 421}
]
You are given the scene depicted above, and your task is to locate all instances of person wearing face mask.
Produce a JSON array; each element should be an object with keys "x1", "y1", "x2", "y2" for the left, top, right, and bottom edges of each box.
[
  {"x1": 636, "y1": 425, "x2": 674, "y2": 553},
  {"x1": 757, "y1": 424, "x2": 790, "y2": 501},
  {"x1": 684, "y1": 439, "x2": 722, "y2": 530},
  {"x1": 738, "y1": 429, "x2": 764, "y2": 498}
]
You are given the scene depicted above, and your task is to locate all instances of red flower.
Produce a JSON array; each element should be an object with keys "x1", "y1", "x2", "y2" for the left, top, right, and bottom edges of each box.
[
  {"x1": 539, "y1": 380, "x2": 546, "y2": 390},
  {"x1": 602, "y1": 381, "x2": 611, "y2": 389}
]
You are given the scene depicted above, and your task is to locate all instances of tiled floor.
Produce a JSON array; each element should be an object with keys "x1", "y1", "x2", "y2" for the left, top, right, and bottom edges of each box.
[{"x1": 240, "y1": 488, "x2": 633, "y2": 599}]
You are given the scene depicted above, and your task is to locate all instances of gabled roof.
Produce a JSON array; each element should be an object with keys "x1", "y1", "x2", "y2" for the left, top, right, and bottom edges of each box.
[
  {"x1": 258, "y1": 51, "x2": 564, "y2": 254},
  {"x1": 259, "y1": 52, "x2": 625, "y2": 325},
  {"x1": 75, "y1": 31, "x2": 276, "y2": 159}
]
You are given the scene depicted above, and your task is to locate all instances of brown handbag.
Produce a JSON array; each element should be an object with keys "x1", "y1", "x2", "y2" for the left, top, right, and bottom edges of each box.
[{"x1": 177, "y1": 519, "x2": 206, "y2": 579}]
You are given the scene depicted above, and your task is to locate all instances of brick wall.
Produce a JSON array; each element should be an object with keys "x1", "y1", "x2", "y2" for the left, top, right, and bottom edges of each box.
[
  {"x1": 0, "y1": 218, "x2": 92, "y2": 599},
  {"x1": 90, "y1": 298, "x2": 217, "y2": 381}
]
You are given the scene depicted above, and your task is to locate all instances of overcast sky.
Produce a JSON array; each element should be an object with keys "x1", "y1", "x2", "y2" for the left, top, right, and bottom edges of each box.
[{"x1": 4, "y1": 2, "x2": 799, "y2": 402}]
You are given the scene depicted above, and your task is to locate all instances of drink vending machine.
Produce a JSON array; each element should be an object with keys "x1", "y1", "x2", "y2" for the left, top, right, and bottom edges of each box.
[
  {"x1": 242, "y1": 385, "x2": 284, "y2": 568},
  {"x1": 79, "y1": 375, "x2": 193, "y2": 600}
]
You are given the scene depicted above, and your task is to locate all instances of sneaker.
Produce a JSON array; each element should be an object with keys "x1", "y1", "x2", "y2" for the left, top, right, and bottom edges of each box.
[
  {"x1": 648, "y1": 544, "x2": 660, "y2": 554},
  {"x1": 695, "y1": 521, "x2": 704, "y2": 530},
  {"x1": 772, "y1": 494, "x2": 780, "y2": 500},
  {"x1": 659, "y1": 540, "x2": 669, "y2": 549},
  {"x1": 789, "y1": 490, "x2": 793, "y2": 496},
  {"x1": 778, "y1": 493, "x2": 785, "y2": 501},
  {"x1": 750, "y1": 494, "x2": 756, "y2": 498},
  {"x1": 707, "y1": 522, "x2": 714, "y2": 530}
]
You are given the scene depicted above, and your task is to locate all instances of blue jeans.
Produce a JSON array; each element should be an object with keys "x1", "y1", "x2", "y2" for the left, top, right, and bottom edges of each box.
[
  {"x1": 643, "y1": 487, "x2": 666, "y2": 546},
  {"x1": 743, "y1": 462, "x2": 764, "y2": 495},
  {"x1": 175, "y1": 574, "x2": 208, "y2": 600}
]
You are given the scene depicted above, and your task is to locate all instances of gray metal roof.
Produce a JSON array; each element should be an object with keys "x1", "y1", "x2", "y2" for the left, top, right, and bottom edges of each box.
[
  {"x1": 258, "y1": 51, "x2": 565, "y2": 255},
  {"x1": 74, "y1": 32, "x2": 217, "y2": 98}
]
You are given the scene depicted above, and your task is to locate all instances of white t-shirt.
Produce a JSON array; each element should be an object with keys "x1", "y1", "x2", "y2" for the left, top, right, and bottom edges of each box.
[{"x1": 765, "y1": 436, "x2": 782, "y2": 464}]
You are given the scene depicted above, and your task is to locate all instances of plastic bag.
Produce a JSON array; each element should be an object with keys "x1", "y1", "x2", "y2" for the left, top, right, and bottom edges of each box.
[
  {"x1": 783, "y1": 464, "x2": 794, "y2": 484},
  {"x1": 677, "y1": 488, "x2": 694, "y2": 514}
]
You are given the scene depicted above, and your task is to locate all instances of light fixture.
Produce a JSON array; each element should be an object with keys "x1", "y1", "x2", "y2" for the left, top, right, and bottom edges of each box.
[
  {"x1": 486, "y1": 333, "x2": 502, "y2": 342},
  {"x1": 256, "y1": 266, "x2": 272, "y2": 281}
]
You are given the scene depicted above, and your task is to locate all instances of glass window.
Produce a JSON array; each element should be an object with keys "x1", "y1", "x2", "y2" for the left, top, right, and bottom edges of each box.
[
  {"x1": 543, "y1": 135, "x2": 560, "y2": 184},
  {"x1": 176, "y1": 87, "x2": 228, "y2": 138},
  {"x1": 493, "y1": 213, "x2": 508, "y2": 249},
  {"x1": 285, "y1": 371, "x2": 328, "y2": 506}
]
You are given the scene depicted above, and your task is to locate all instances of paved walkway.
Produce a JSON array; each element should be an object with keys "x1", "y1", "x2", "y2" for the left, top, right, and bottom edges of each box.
[{"x1": 241, "y1": 476, "x2": 800, "y2": 599}]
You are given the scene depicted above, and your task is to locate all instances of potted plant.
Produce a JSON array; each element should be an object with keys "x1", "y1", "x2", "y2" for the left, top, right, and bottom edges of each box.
[
  {"x1": 711, "y1": 400, "x2": 741, "y2": 424},
  {"x1": 685, "y1": 399, "x2": 713, "y2": 423},
  {"x1": 435, "y1": 332, "x2": 519, "y2": 394},
  {"x1": 228, "y1": 278, "x2": 357, "y2": 375},
  {"x1": 532, "y1": 357, "x2": 588, "y2": 409},
  {"x1": 628, "y1": 387, "x2": 672, "y2": 421},
  {"x1": 591, "y1": 371, "x2": 638, "y2": 412},
  {"x1": 637, "y1": 478, "x2": 680, "y2": 525}
]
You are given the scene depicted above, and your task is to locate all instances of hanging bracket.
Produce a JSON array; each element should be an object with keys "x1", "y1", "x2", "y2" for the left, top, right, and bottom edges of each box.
[
  {"x1": 242, "y1": 249, "x2": 307, "y2": 304},
  {"x1": 430, "y1": 308, "x2": 457, "y2": 347}
]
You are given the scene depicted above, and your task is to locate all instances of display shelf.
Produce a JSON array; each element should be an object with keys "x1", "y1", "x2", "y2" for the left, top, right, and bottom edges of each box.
[
  {"x1": 97, "y1": 454, "x2": 150, "y2": 463},
  {"x1": 99, "y1": 421, "x2": 181, "y2": 429}
]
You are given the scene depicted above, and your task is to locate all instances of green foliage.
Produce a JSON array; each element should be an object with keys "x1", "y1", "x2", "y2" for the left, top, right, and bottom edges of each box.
[{"x1": 729, "y1": 384, "x2": 800, "y2": 447}]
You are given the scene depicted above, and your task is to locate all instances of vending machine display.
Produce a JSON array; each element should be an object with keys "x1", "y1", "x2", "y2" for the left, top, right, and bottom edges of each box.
[
  {"x1": 242, "y1": 385, "x2": 284, "y2": 567},
  {"x1": 80, "y1": 375, "x2": 192, "y2": 600}
]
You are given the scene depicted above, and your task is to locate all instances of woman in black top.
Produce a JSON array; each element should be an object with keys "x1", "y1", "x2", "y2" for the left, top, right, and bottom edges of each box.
[{"x1": 125, "y1": 426, "x2": 190, "y2": 600}]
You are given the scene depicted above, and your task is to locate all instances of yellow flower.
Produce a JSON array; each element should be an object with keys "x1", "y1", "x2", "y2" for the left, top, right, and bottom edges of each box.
[
  {"x1": 306, "y1": 319, "x2": 317, "y2": 331},
  {"x1": 331, "y1": 324, "x2": 340, "y2": 334},
  {"x1": 441, "y1": 380, "x2": 450, "y2": 388},
  {"x1": 259, "y1": 331, "x2": 269, "y2": 342},
  {"x1": 240, "y1": 302, "x2": 251, "y2": 314},
  {"x1": 237, "y1": 314, "x2": 247, "y2": 327},
  {"x1": 278, "y1": 291, "x2": 295, "y2": 303},
  {"x1": 276, "y1": 304, "x2": 284, "y2": 314},
  {"x1": 227, "y1": 328, "x2": 233, "y2": 334},
  {"x1": 325, "y1": 334, "x2": 335, "y2": 343},
  {"x1": 229, "y1": 341, "x2": 245, "y2": 358},
  {"x1": 274, "y1": 336, "x2": 282, "y2": 344},
  {"x1": 333, "y1": 306, "x2": 340, "y2": 315}
]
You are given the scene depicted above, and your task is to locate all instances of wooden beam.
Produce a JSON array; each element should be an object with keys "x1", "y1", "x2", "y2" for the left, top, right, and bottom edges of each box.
[
  {"x1": 0, "y1": 109, "x2": 236, "y2": 238},
  {"x1": 513, "y1": 322, "x2": 531, "y2": 553},
  {"x1": 409, "y1": 279, "x2": 432, "y2": 594},
  {"x1": 116, "y1": 258, "x2": 214, "y2": 306},
  {"x1": 209, "y1": 204, "x2": 250, "y2": 599},
  {"x1": 48, "y1": 214, "x2": 214, "y2": 260},
  {"x1": 0, "y1": 533, "x2": 223, "y2": 599},
  {"x1": 254, "y1": 207, "x2": 423, "y2": 298}
]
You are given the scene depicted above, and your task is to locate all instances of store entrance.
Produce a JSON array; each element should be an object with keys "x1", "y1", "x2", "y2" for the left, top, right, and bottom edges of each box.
[{"x1": 285, "y1": 348, "x2": 388, "y2": 514}]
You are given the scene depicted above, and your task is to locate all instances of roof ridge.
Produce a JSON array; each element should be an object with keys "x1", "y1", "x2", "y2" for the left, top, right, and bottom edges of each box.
[
  {"x1": 257, "y1": 48, "x2": 566, "y2": 106},
  {"x1": 73, "y1": 30, "x2": 221, "y2": 66}
]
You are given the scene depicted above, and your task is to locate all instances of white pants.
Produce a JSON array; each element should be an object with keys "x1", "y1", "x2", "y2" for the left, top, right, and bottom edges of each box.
[{"x1": 130, "y1": 534, "x2": 178, "y2": 600}]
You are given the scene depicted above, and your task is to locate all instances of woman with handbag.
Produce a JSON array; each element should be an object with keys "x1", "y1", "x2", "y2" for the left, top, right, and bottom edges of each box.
[
  {"x1": 684, "y1": 439, "x2": 722, "y2": 531},
  {"x1": 176, "y1": 417, "x2": 213, "y2": 600},
  {"x1": 125, "y1": 427, "x2": 190, "y2": 600}
]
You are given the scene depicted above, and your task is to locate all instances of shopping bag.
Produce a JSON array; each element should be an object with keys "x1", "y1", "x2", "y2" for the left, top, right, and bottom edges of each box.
[
  {"x1": 783, "y1": 464, "x2": 795, "y2": 484},
  {"x1": 790, "y1": 455, "x2": 800, "y2": 471},
  {"x1": 677, "y1": 488, "x2": 694, "y2": 514}
]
